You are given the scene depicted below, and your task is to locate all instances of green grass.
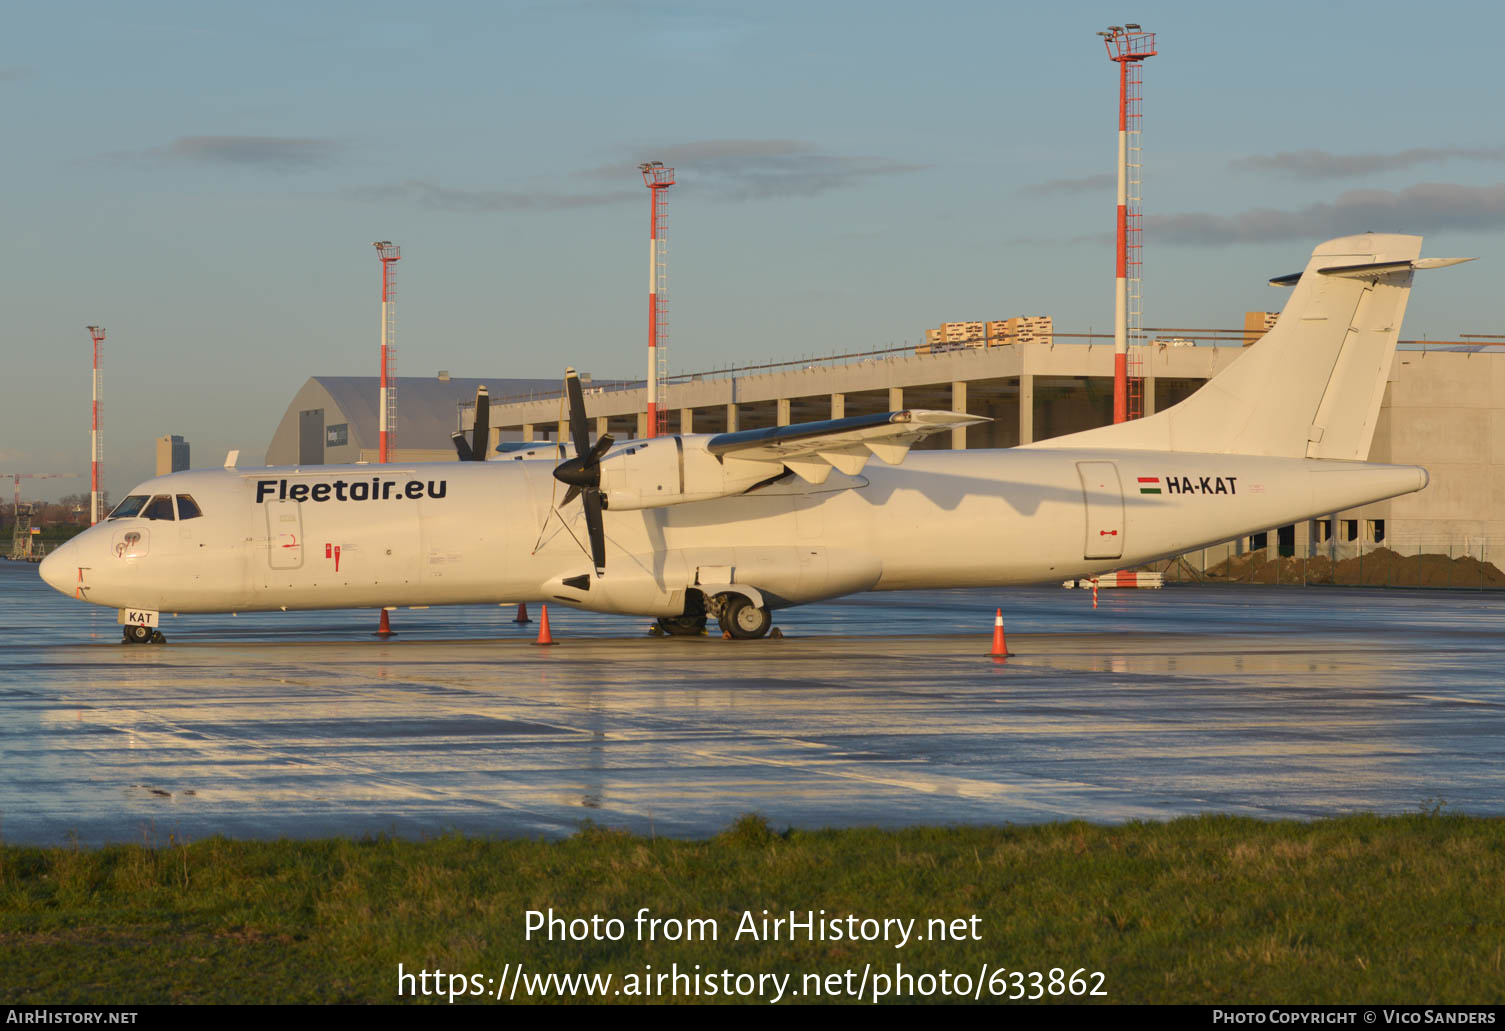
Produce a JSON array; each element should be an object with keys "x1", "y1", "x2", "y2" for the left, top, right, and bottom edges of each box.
[{"x1": 3, "y1": 813, "x2": 1503, "y2": 1004}]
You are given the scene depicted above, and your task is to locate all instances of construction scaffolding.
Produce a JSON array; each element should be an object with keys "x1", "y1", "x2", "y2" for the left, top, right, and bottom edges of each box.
[{"x1": 9, "y1": 503, "x2": 36, "y2": 560}]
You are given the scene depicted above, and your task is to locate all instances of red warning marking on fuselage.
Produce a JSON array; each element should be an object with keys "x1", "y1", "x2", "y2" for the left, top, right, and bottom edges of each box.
[{"x1": 1099, "y1": 529, "x2": 1119, "y2": 536}]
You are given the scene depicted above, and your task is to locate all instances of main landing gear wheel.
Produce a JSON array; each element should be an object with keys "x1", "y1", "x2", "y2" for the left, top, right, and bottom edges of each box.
[
  {"x1": 720, "y1": 596, "x2": 772, "y2": 640},
  {"x1": 123, "y1": 624, "x2": 153, "y2": 645},
  {"x1": 655, "y1": 615, "x2": 708, "y2": 636}
]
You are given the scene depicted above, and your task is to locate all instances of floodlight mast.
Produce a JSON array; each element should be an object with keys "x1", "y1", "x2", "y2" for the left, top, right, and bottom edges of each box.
[
  {"x1": 1102, "y1": 24, "x2": 1157, "y2": 424},
  {"x1": 640, "y1": 161, "x2": 675, "y2": 438},
  {"x1": 373, "y1": 241, "x2": 401, "y2": 462},
  {"x1": 87, "y1": 326, "x2": 105, "y2": 524}
]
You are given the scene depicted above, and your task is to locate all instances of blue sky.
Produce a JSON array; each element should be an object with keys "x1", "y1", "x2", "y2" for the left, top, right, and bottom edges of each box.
[{"x1": 5, "y1": 0, "x2": 1503, "y2": 499}]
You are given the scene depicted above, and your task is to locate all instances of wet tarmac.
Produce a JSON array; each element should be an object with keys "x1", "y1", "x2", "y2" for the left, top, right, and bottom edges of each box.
[{"x1": 3, "y1": 559, "x2": 1504, "y2": 845}]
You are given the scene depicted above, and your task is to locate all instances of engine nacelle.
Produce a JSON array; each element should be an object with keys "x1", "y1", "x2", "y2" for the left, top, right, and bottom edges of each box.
[{"x1": 599, "y1": 435, "x2": 775, "y2": 511}]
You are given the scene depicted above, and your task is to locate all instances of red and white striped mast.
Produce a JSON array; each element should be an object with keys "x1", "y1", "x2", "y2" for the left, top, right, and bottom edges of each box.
[
  {"x1": 370, "y1": 243, "x2": 401, "y2": 638},
  {"x1": 373, "y1": 241, "x2": 401, "y2": 462},
  {"x1": 87, "y1": 326, "x2": 105, "y2": 524},
  {"x1": 640, "y1": 162, "x2": 674, "y2": 438},
  {"x1": 1100, "y1": 23, "x2": 1156, "y2": 424}
]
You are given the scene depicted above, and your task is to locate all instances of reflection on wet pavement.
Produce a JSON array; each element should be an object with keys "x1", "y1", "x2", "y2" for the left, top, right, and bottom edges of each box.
[{"x1": 3, "y1": 560, "x2": 1503, "y2": 844}]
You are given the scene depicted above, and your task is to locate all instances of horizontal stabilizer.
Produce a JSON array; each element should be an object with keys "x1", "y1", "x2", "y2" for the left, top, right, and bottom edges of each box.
[{"x1": 1270, "y1": 255, "x2": 1473, "y2": 287}]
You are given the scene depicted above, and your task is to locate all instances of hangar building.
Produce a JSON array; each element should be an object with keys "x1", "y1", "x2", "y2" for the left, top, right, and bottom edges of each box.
[{"x1": 265, "y1": 374, "x2": 558, "y2": 467}]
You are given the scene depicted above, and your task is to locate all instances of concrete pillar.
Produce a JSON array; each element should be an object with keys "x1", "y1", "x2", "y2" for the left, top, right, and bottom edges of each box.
[
  {"x1": 595, "y1": 416, "x2": 608, "y2": 440},
  {"x1": 830, "y1": 393, "x2": 845, "y2": 420},
  {"x1": 635, "y1": 412, "x2": 646, "y2": 439},
  {"x1": 950, "y1": 381, "x2": 968, "y2": 450},
  {"x1": 888, "y1": 387, "x2": 903, "y2": 412},
  {"x1": 522, "y1": 424, "x2": 535, "y2": 443},
  {"x1": 1144, "y1": 350, "x2": 1158, "y2": 417},
  {"x1": 726, "y1": 403, "x2": 739, "y2": 433},
  {"x1": 777, "y1": 397, "x2": 791, "y2": 426},
  {"x1": 679, "y1": 408, "x2": 694, "y2": 435},
  {"x1": 1019, "y1": 374, "x2": 1034, "y2": 445}
]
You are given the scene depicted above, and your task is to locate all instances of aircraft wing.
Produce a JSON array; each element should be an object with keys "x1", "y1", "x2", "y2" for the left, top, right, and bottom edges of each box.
[{"x1": 706, "y1": 409, "x2": 988, "y2": 484}]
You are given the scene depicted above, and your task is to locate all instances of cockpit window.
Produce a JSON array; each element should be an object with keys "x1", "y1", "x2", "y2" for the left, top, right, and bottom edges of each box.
[
  {"x1": 176, "y1": 495, "x2": 203, "y2": 520},
  {"x1": 108, "y1": 495, "x2": 149, "y2": 520},
  {"x1": 142, "y1": 494, "x2": 176, "y2": 521}
]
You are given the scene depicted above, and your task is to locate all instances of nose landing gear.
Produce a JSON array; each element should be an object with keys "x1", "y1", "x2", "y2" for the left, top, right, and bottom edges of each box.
[{"x1": 123, "y1": 625, "x2": 166, "y2": 645}]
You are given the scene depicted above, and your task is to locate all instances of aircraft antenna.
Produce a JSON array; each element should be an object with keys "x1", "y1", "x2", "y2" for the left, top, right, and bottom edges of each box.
[
  {"x1": 640, "y1": 162, "x2": 675, "y2": 438},
  {"x1": 373, "y1": 241, "x2": 401, "y2": 462},
  {"x1": 1101, "y1": 24, "x2": 1157, "y2": 423},
  {"x1": 87, "y1": 326, "x2": 105, "y2": 524}
]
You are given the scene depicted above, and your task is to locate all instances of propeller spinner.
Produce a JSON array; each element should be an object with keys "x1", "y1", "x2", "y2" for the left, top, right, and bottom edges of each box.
[{"x1": 552, "y1": 368, "x2": 614, "y2": 574}]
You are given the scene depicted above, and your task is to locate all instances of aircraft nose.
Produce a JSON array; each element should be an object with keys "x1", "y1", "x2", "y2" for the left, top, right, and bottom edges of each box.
[{"x1": 39, "y1": 540, "x2": 76, "y2": 595}]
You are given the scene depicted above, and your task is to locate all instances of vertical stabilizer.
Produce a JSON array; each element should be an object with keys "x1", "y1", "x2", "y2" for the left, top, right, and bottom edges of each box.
[{"x1": 1029, "y1": 234, "x2": 1457, "y2": 459}]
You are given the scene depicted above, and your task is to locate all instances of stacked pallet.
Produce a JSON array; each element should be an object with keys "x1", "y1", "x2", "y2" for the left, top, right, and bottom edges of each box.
[
  {"x1": 989, "y1": 315, "x2": 1053, "y2": 346},
  {"x1": 918, "y1": 315, "x2": 1054, "y2": 354}
]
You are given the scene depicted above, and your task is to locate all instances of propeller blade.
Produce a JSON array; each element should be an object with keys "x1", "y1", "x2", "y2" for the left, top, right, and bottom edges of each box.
[
  {"x1": 561, "y1": 484, "x2": 582, "y2": 507},
  {"x1": 450, "y1": 431, "x2": 473, "y2": 462},
  {"x1": 582, "y1": 488, "x2": 607, "y2": 574},
  {"x1": 564, "y1": 367, "x2": 591, "y2": 459},
  {"x1": 471, "y1": 385, "x2": 490, "y2": 461},
  {"x1": 587, "y1": 433, "x2": 615, "y2": 464}
]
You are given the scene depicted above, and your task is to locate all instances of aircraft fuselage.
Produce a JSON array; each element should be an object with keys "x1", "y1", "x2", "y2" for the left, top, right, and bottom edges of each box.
[{"x1": 42, "y1": 446, "x2": 1426, "y2": 619}]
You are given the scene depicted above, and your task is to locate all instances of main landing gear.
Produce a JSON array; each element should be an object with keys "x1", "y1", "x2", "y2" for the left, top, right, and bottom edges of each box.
[
  {"x1": 718, "y1": 595, "x2": 772, "y2": 640},
  {"x1": 123, "y1": 625, "x2": 166, "y2": 645},
  {"x1": 654, "y1": 614, "x2": 709, "y2": 636},
  {"x1": 655, "y1": 591, "x2": 774, "y2": 640}
]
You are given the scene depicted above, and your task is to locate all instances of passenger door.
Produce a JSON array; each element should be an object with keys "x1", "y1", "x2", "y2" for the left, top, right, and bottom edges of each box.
[{"x1": 264, "y1": 499, "x2": 304, "y2": 572}]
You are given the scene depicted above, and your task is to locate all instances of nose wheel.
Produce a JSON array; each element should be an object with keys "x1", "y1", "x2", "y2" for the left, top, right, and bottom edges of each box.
[{"x1": 123, "y1": 625, "x2": 166, "y2": 645}]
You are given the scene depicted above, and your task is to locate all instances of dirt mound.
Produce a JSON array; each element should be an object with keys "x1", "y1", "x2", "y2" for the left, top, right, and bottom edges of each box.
[{"x1": 1202, "y1": 548, "x2": 1505, "y2": 588}]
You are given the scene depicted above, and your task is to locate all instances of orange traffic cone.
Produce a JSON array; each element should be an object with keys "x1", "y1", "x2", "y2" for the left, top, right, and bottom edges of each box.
[
  {"x1": 514, "y1": 602, "x2": 531, "y2": 624},
  {"x1": 374, "y1": 608, "x2": 395, "y2": 638},
  {"x1": 534, "y1": 604, "x2": 555, "y2": 646},
  {"x1": 990, "y1": 608, "x2": 1011, "y2": 658}
]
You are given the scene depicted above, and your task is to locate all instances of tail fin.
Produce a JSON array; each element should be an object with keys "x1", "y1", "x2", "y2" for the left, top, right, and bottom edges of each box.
[{"x1": 1032, "y1": 234, "x2": 1471, "y2": 459}]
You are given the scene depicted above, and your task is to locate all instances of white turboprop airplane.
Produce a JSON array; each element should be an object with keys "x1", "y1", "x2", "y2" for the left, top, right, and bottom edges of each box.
[{"x1": 41, "y1": 234, "x2": 1470, "y2": 643}]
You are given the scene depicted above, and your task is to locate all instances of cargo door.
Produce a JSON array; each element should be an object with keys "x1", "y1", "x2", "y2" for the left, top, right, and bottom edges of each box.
[{"x1": 1077, "y1": 461, "x2": 1124, "y2": 560}]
